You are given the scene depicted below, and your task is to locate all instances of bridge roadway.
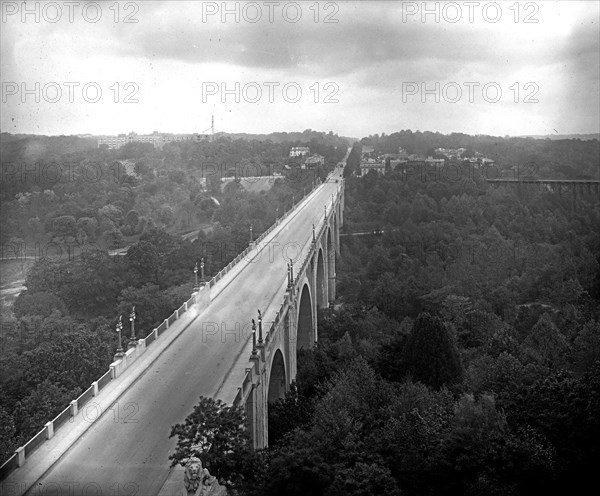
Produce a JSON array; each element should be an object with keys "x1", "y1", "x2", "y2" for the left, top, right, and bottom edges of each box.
[{"x1": 21, "y1": 170, "x2": 344, "y2": 495}]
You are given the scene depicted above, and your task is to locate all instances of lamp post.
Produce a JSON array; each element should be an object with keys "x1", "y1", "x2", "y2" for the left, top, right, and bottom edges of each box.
[
  {"x1": 200, "y1": 257, "x2": 205, "y2": 284},
  {"x1": 257, "y1": 309, "x2": 263, "y2": 344},
  {"x1": 115, "y1": 315, "x2": 124, "y2": 358},
  {"x1": 193, "y1": 261, "x2": 199, "y2": 291},
  {"x1": 249, "y1": 223, "x2": 253, "y2": 243},
  {"x1": 251, "y1": 319, "x2": 258, "y2": 356},
  {"x1": 128, "y1": 305, "x2": 136, "y2": 348}
]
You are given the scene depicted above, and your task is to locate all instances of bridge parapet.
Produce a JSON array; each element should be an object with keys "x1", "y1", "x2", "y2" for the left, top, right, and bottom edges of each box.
[{"x1": 0, "y1": 286, "x2": 210, "y2": 481}]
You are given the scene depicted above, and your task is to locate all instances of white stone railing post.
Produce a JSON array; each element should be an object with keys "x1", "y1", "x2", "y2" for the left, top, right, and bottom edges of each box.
[
  {"x1": 45, "y1": 421, "x2": 54, "y2": 440},
  {"x1": 16, "y1": 447, "x2": 25, "y2": 467}
]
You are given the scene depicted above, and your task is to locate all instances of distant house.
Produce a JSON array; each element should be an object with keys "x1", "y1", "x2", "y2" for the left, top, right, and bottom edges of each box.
[
  {"x1": 302, "y1": 154, "x2": 325, "y2": 169},
  {"x1": 398, "y1": 147, "x2": 409, "y2": 159},
  {"x1": 289, "y1": 146, "x2": 310, "y2": 157},
  {"x1": 359, "y1": 159, "x2": 385, "y2": 176},
  {"x1": 435, "y1": 147, "x2": 468, "y2": 160},
  {"x1": 425, "y1": 156, "x2": 445, "y2": 167}
]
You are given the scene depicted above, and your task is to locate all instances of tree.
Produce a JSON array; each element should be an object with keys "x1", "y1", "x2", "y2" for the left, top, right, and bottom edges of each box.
[
  {"x1": 0, "y1": 406, "x2": 17, "y2": 463},
  {"x1": 573, "y1": 320, "x2": 600, "y2": 374},
  {"x1": 125, "y1": 240, "x2": 160, "y2": 284},
  {"x1": 403, "y1": 313, "x2": 463, "y2": 389},
  {"x1": 51, "y1": 215, "x2": 77, "y2": 242},
  {"x1": 13, "y1": 291, "x2": 68, "y2": 319},
  {"x1": 21, "y1": 326, "x2": 114, "y2": 392},
  {"x1": 102, "y1": 227, "x2": 125, "y2": 250},
  {"x1": 157, "y1": 205, "x2": 175, "y2": 227},
  {"x1": 169, "y1": 397, "x2": 257, "y2": 490},
  {"x1": 125, "y1": 209, "x2": 140, "y2": 227},
  {"x1": 523, "y1": 313, "x2": 569, "y2": 369},
  {"x1": 268, "y1": 382, "x2": 313, "y2": 446},
  {"x1": 117, "y1": 283, "x2": 177, "y2": 333},
  {"x1": 12, "y1": 380, "x2": 79, "y2": 440}
]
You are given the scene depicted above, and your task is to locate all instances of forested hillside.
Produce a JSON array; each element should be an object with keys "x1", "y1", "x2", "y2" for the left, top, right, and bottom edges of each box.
[{"x1": 231, "y1": 141, "x2": 600, "y2": 495}]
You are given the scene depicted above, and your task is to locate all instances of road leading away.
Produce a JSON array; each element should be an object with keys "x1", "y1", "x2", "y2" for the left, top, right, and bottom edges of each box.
[{"x1": 22, "y1": 169, "x2": 344, "y2": 496}]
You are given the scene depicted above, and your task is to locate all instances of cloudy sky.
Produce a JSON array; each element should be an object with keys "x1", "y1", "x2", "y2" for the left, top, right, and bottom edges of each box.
[{"x1": 1, "y1": 1, "x2": 598, "y2": 138}]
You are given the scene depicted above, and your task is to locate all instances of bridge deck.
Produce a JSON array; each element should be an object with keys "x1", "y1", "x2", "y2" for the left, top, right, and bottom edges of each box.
[{"x1": 14, "y1": 172, "x2": 343, "y2": 496}]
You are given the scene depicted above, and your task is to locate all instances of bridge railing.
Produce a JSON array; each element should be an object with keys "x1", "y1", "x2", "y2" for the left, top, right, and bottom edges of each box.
[{"x1": 0, "y1": 283, "x2": 213, "y2": 481}]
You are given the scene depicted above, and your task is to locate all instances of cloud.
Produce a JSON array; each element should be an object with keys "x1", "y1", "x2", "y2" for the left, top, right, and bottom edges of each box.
[{"x1": 0, "y1": 1, "x2": 597, "y2": 136}]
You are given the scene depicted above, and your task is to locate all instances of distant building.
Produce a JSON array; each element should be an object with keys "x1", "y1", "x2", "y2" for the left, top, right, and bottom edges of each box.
[
  {"x1": 435, "y1": 147, "x2": 467, "y2": 160},
  {"x1": 98, "y1": 131, "x2": 205, "y2": 149},
  {"x1": 390, "y1": 159, "x2": 407, "y2": 170},
  {"x1": 425, "y1": 156, "x2": 445, "y2": 167},
  {"x1": 289, "y1": 146, "x2": 310, "y2": 157},
  {"x1": 398, "y1": 147, "x2": 409, "y2": 159},
  {"x1": 359, "y1": 159, "x2": 385, "y2": 176},
  {"x1": 303, "y1": 154, "x2": 325, "y2": 169}
]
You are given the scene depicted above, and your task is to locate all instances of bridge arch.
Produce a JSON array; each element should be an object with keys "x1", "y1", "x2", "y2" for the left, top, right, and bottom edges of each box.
[
  {"x1": 267, "y1": 349, "x2": 286, "y2": 404},
  {"x1": 297, "y1": 283, "x2": 314, "y2": 349}
]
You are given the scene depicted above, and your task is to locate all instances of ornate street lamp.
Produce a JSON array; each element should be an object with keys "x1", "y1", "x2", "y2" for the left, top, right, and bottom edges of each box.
[
  {"x1": 251, "y1": 319, "x2": 258, "y2": 356},
  {"x1": 128, "y1": 305, "x2": 137, "y2": 348},
  {"x1": 257, "y1": 309, "x2": 263, "y2": 344},
  {"x1": 115, "y1": 315, "x2": 125, "y2": 358}
]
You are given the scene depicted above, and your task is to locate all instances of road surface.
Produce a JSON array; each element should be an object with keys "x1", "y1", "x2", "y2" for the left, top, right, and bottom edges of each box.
[{"x1": 23, "y1": 170, "x2": 344, "y2": 495}]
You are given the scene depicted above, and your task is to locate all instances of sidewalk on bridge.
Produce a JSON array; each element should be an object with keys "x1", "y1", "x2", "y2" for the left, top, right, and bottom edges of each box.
[{"x1": 2, "y1": 297, "x2": 203, "y2": 495}]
